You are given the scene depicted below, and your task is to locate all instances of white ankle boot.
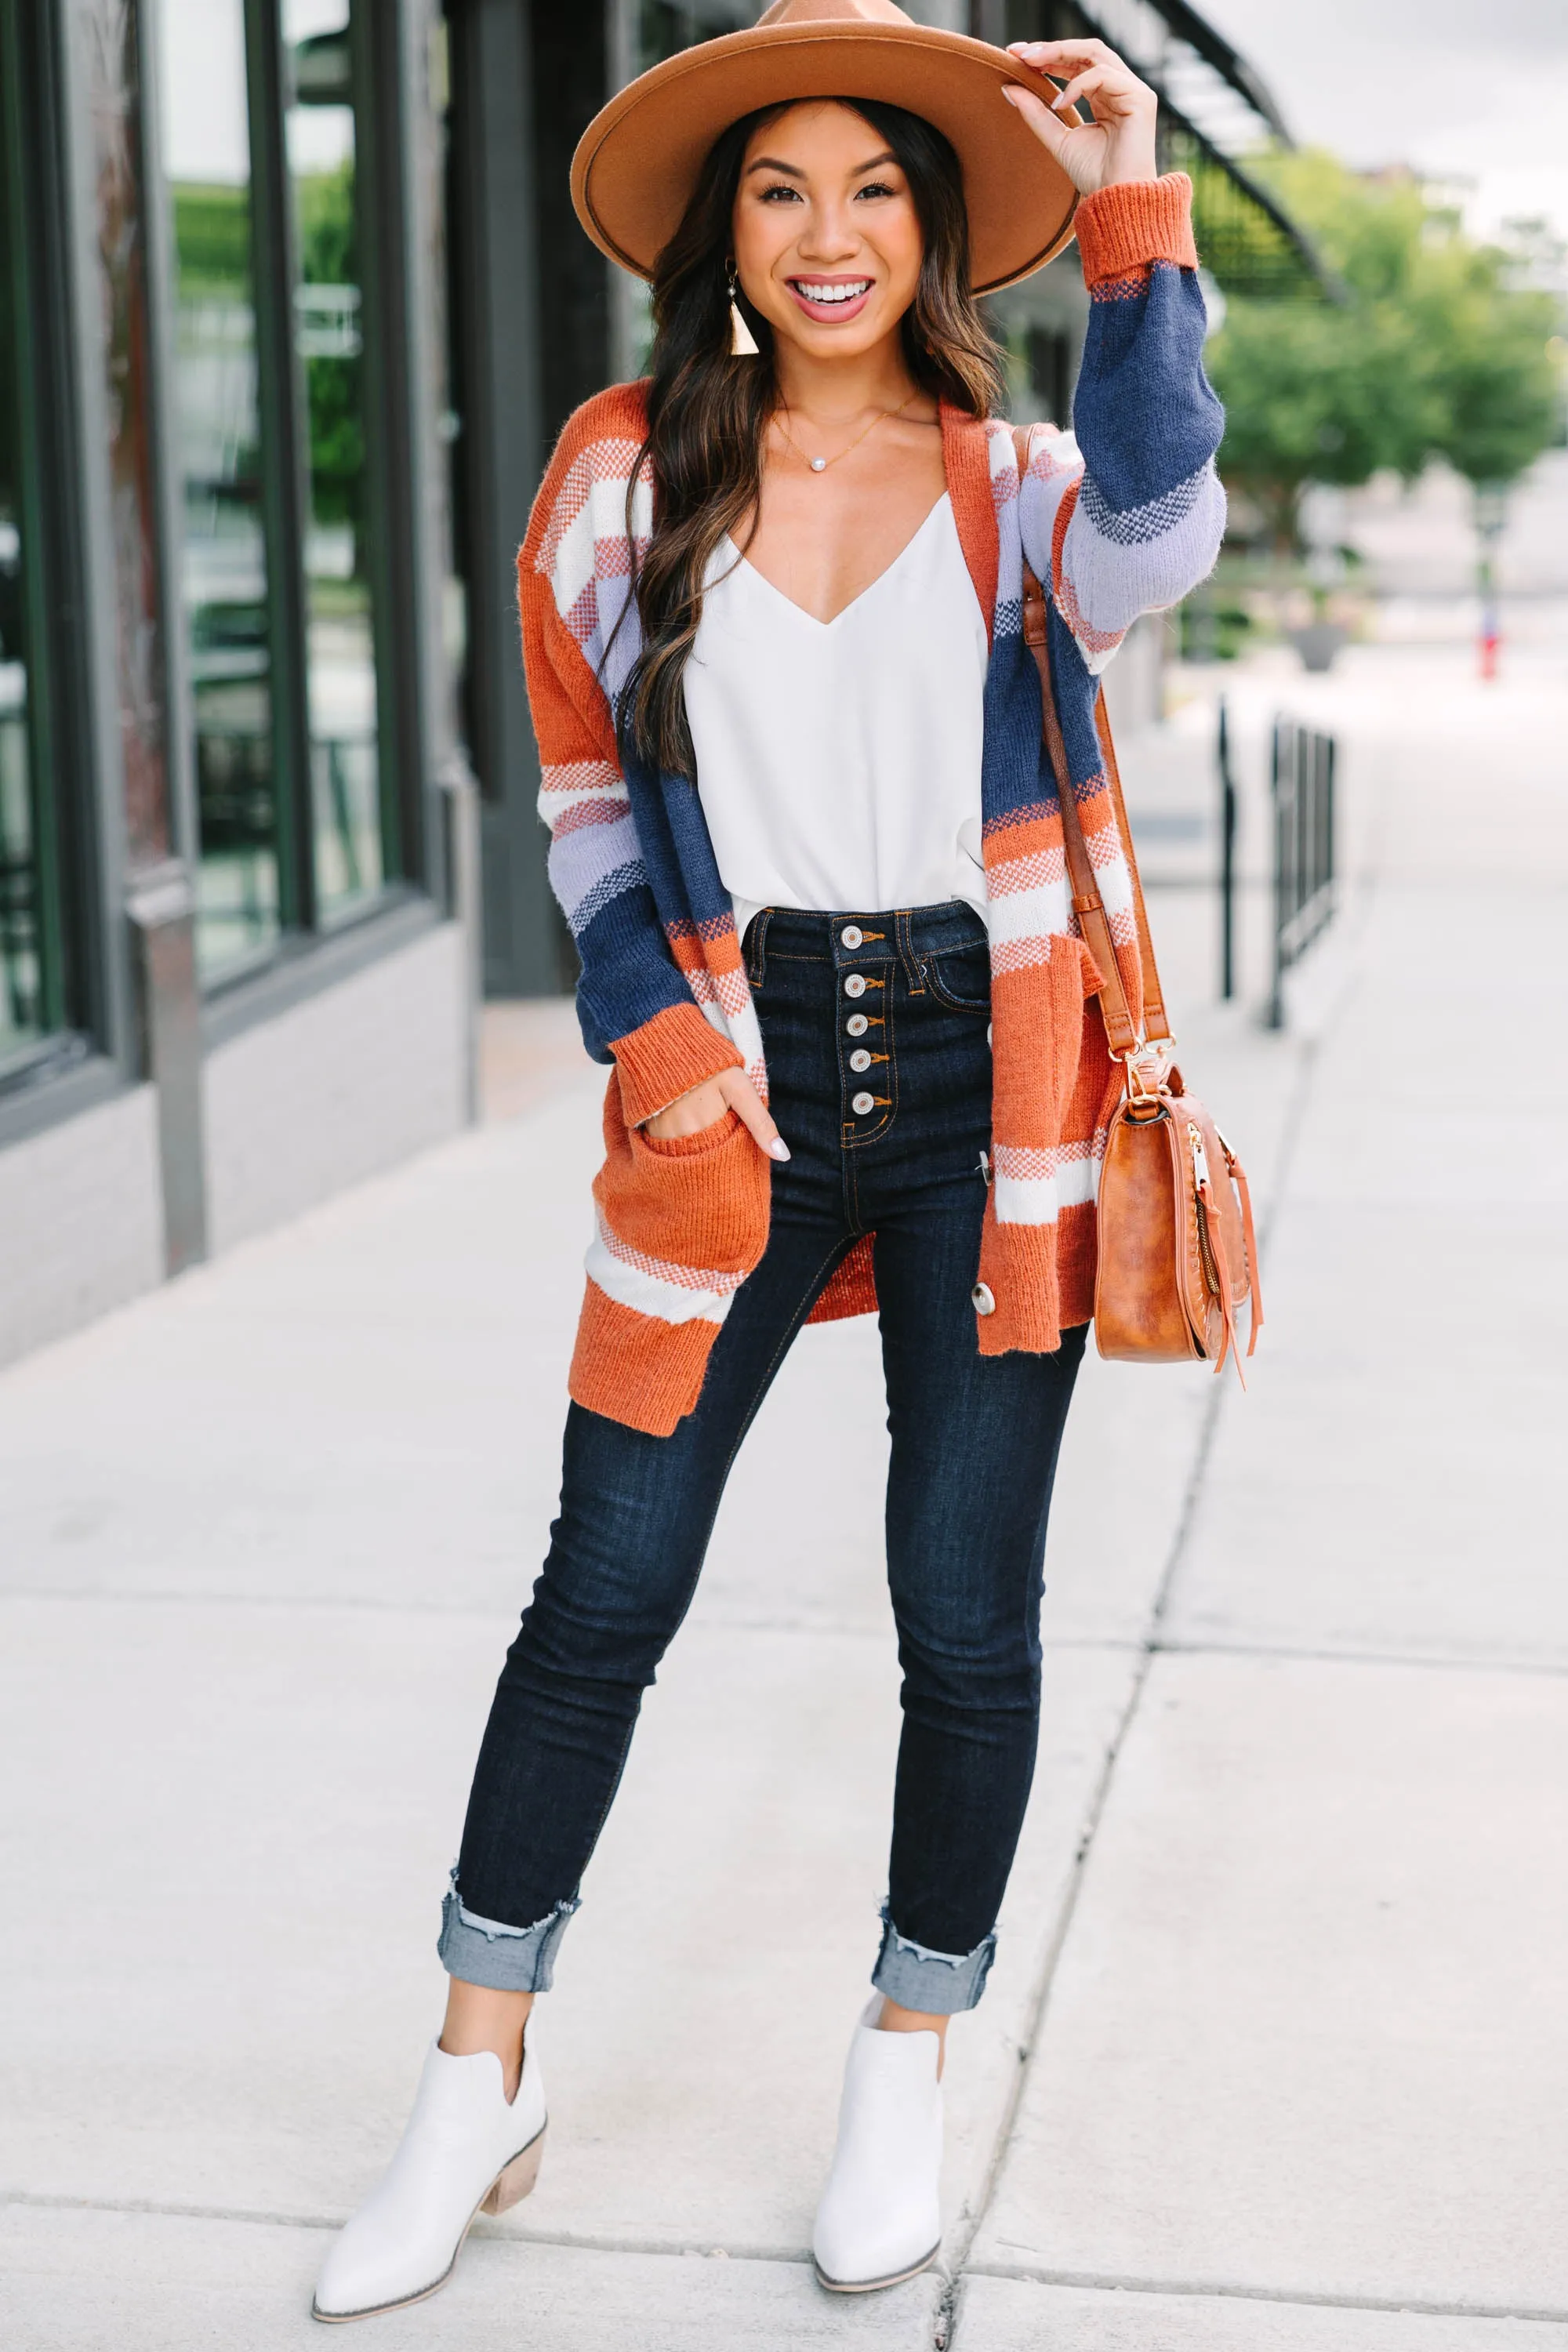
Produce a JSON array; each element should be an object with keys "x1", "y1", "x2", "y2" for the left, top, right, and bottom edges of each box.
[
  {"x1": 811, "y1": 2002, "x2": 943, "y2": 2292},
  {"x1": 313, "y1": 2038, "x2": 546, "y2": 2322}
]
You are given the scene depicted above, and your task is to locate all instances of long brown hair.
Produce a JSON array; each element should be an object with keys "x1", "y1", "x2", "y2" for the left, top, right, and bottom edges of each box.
[{"x1": 621, "y1": 97, "x2": 1004, "y2": 779}]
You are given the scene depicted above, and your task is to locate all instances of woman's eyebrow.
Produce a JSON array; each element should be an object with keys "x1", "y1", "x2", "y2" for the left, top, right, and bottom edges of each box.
[{"x1": 743, "y1": 149, "x2": 900, "y2": 179}]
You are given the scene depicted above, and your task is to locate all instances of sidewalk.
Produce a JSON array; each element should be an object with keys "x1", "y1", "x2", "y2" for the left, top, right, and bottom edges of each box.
[{"x1": 3, "y1": 615, "x2": 1567, "y2": 2350}]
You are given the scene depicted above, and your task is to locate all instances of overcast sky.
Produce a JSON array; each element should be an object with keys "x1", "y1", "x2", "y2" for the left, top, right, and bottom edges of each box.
[{"x1": 1200, "y1": 0, "x2": 1568, "y2": 243}]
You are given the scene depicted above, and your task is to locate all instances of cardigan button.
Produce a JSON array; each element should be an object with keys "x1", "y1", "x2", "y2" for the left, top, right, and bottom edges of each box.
[
  {"x1": 840, "y1": 924, "x2": 863, "y2": 949},
  {"x1": 844, "y1": 973, "x2": 867, "y2": 998},
  {"x1": 971, "y1": 1282, "x2": 996, "y2": 1316}
]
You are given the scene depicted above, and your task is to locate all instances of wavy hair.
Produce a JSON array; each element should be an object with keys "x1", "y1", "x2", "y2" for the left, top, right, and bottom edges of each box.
[{"x1": 620, "y1": 98, "x2": 1004, "y2": 778}]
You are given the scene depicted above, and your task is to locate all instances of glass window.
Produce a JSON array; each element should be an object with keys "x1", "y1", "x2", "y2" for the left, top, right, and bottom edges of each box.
[
  {"x1": 158, "y1": 0, "x2": 281, "y2": 980},
  {"x1": 0, "y1": 67, "x2": 62, "y2": 1068},
  {"x1": 158, "y1": 0, "x2": 401, "y2": 981},
  {"x1": 285, "y1": 0, "x2": 385, "y2": 924}
]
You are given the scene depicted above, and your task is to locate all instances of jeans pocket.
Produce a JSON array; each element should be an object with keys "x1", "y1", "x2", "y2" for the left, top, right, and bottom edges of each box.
[{"x1": 924, "y1": 946, "x2": 992, "y2": 1013}]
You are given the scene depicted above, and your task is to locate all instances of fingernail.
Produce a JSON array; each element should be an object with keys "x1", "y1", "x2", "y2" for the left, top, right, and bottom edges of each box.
[{"x1": 768, "y1": 1138, "x2": 791, "y2": 1162}]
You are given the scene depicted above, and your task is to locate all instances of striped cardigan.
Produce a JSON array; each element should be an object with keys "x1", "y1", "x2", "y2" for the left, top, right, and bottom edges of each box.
[{"x1": 520, "y1": 174, "x2": 1225, "y2": 1437}]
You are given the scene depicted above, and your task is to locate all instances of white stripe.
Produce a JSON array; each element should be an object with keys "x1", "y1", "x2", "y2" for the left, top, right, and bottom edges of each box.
[
  {"x1": 1085, "y1": 843, "x2": 1135, "y2": 924},
  {"x1": 584, "y1": 1236, "x2": 737, "y2": 1327},
  {"x1": 994, "y1": 1172, "x2": 1058, "y2": 1226},
  {"x1": 985, "y1": 877, "x2": 1072, "y2": 946},
  {"x1": 1055, "y1": 1153, "x2": 1100, "y2": 1208},
  {"x1": 993, "y1": 1151, "x2": 1099, "y2": 1226}
]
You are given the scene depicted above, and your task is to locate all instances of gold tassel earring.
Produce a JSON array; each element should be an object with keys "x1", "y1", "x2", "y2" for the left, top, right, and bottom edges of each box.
[{"x1": 727, "y1": 264, "x2": 760, "y2": 357}]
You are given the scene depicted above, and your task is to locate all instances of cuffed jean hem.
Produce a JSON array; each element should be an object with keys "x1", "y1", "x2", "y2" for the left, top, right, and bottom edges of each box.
[
  {"x1": 870, "y1": 1903, "x2": 997, "y2": 2016},
  {"x1": 437, "y1": 1871, "x2": 580, "y2": 1994}
]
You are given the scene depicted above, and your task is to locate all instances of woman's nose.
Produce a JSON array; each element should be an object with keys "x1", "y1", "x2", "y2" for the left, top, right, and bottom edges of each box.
[{"x1": 797, "y1": 203, "x2": 860, "y2": 263}]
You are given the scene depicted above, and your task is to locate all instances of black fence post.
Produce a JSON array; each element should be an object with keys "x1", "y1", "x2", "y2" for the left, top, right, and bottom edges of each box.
[{"x1": 1218, "y1": 695, "x2": 1237, "y2": 1000}]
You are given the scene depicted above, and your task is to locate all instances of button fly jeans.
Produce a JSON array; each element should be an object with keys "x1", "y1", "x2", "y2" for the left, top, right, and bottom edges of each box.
[{"x1": 441, "y1": 903, "x2": 1087, "y2": 2013}]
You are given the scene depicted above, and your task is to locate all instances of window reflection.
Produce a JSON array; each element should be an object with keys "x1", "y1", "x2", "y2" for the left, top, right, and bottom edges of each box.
[
  {"x1": 0, "y1": 107, "x2": 48, "y2": 1062},
  {"x1": 159, "y1": 0, "x2": 280, "y2": 980},
  {"x1": 285, "y1": 0, "x2": 384, "y2": 922}
]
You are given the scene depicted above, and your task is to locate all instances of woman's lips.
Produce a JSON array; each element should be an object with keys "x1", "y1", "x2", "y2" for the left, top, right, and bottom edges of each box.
[{"x1": 785, "y1": 276, "x2": 873, "y2": 324}]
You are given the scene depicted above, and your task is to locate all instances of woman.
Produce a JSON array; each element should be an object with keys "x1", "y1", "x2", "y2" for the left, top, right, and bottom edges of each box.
[{"x1": 314, "y1": 0, "x2": 1224, "y2": 2321}]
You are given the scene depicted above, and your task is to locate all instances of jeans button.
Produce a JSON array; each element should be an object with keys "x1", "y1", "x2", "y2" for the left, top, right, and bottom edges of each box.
[
  {"x1": 851, "y1": 1090, "x2": 876, "y2": 1116},
  {"x1": 971, "y1": 1281, "x2": 996, "y2": 1316},
  {"x1": 840, "y1": 924, "x2": 863, "y2": 949},
  {"x1": 844, "y1": 973, "x2": 867, "y2": 998},
  {"x1": 849, "y1": 1047, "x2": 872, "y2": 1072},
  {"x1": 846, "y1": 1012, "x2": 869, "y2": 1036}
]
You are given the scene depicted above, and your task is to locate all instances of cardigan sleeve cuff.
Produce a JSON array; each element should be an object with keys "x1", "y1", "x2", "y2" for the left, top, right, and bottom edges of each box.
[
  {"x1": 611, "y1": 1000, "x2": 744, "y2": 1127},
  {"x1": 1074, "y1": 172, "x2": 1198, "y2": 286}
]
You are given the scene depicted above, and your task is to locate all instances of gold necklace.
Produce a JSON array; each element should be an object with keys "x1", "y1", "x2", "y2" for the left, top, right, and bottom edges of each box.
[{"x1": 775, "y1": 393, "x2": 916, "y2": 474}]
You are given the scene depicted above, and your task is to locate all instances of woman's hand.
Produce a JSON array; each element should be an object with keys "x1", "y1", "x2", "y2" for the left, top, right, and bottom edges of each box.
[
  {"x1": 1000, "y1": 38, "x2": 1159, "y2": 196},
  {"x1": 645, "y1": 1066, "x2": 790, "y2": 1160}
]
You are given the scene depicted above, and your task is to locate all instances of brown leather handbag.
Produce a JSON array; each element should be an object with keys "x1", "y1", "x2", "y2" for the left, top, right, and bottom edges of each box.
[{"x1": 1015, "y1": 492, "x2": 1262, "y2": 1380}]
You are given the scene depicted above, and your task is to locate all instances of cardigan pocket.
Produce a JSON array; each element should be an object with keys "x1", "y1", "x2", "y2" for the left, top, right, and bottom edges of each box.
[
  {"x1": 585, "y1": 1074, "x2": 771, "y2": 1336},
  {"x1": 639, "y1": 1106, "x2": 742, "y2": 1157}
]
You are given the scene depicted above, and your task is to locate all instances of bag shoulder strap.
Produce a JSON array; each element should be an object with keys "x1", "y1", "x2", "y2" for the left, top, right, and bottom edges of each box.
[{"x1": 1011, "y1": 426, "x2": 1172, "y2": 1053}]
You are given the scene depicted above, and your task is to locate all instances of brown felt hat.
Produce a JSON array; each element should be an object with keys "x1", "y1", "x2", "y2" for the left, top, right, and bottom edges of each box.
[{"x1": 571, "y1": 0, "x2": 1080, "y2": 296}]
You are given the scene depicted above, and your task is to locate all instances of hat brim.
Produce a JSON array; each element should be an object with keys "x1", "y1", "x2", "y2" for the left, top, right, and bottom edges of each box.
[{"x1": 571, "y1": 22, "x2": 1080, "y2": 297}]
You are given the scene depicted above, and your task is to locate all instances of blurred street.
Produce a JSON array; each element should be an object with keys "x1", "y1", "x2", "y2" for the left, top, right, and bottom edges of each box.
[{"x1": 3, "y1": 572, "x2": 1568, "y2": 2347}]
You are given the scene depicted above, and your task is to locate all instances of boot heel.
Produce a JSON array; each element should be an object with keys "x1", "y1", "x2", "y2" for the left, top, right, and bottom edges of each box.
[{"x1": 481, "y1": 2127, "x2": 545, "y2": 2214}]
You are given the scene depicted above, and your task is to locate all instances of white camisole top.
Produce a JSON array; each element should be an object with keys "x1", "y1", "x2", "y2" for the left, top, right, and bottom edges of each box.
[{"x1": 683, "y1": 492, "x2": 989, "y2": 943}]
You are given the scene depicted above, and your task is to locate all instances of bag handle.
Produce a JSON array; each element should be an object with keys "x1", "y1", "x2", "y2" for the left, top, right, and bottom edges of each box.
[{"x1": 1012, "y1": 427, "x2": 1172, "y2": 1055}]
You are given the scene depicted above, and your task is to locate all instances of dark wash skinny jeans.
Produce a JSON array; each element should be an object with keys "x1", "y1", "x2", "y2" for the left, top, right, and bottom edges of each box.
[{"x1": 441, "y1": 903, "x2": 1085, "y2": 2015}]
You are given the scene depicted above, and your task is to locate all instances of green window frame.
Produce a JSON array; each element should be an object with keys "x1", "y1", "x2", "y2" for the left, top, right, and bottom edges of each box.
[{"x1": 0, "y1": 0, "x2": 85, "y2": 1090}]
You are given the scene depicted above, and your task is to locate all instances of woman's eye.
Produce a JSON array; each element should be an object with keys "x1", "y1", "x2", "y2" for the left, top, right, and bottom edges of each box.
[
  {"x1": 855, "y1": 180, "x2": 898, "y2": 200},
  {"x1": 760, "y1": 183, "x2": 803, "y2": 203}
]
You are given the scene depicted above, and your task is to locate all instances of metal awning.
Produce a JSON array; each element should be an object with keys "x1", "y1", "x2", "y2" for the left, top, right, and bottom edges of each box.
[{"x1": 1044, "y1": 0, "x2": 1334, "y2": 296}]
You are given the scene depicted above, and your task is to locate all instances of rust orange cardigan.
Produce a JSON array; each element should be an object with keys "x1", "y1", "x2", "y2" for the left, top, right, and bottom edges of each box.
[{"x1": 519, "y1": 175, "x2": 1225, "y2": 1436}]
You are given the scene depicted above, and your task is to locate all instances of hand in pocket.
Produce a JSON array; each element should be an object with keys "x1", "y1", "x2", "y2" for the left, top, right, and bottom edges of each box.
[{"x1": 645, "y1": 1067, "x2": 790, "y2": 1161}]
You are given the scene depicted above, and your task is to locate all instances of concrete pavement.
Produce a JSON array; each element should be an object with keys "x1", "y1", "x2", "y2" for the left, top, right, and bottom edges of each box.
[{"x1": 3, "y1": 605, "x2": 1567, "y2": 2347}]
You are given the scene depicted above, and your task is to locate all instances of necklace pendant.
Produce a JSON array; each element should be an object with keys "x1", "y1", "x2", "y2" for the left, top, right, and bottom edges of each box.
[{"x1": 809, "y1": 456, "x2": 827, "y2": 472}]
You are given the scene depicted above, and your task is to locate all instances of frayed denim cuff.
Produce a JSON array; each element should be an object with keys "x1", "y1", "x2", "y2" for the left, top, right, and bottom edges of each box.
[
  {"x1": 437, "y1": 1869, "x2": 580, "y2": 1993},
  {"x1": 871, "y1": 1902, "x2": 996, "y2": 2015}
]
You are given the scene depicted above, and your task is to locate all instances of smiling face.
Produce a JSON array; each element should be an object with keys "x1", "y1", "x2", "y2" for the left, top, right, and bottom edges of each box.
[{"x1": 730, "y1": 101, "x2": 924, "y2": 361}]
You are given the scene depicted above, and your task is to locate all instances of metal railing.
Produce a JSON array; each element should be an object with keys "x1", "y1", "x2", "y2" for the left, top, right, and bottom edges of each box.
[
  {"x1": 1214, "y1": 701, "x2": 1338, "y2": 1020},
  {"x1": 1268, "y1": 717, "x2": 1336, "y2": 1027}
]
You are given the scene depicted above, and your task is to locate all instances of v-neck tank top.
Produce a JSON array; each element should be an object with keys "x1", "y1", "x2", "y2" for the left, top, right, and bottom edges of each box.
[{"x1": 683, "y1": 492, "x2": 989, "y2": 943}]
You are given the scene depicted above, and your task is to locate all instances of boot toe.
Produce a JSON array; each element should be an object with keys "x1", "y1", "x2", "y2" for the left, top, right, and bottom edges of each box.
[
  {"x1": 812, "y1": 2201, "x2": 941, "y2": 2292},
  {"x1": 313, "y1": 2224, "x2": 447, "y2": 2321}
]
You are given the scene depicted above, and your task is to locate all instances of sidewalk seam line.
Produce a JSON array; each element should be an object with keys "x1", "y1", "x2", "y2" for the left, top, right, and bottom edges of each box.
[
  {"x1": 0, "y1": 2190, "x2": 816, "y2": 2268},
  {"x1": 962, "y1": 2258, "x2": 1568, "y2": 2328}
]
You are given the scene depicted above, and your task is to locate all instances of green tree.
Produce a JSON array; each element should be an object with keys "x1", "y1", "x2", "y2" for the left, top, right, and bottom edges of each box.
[
  {"x1": 295, "y1": 160, "x2": 365, "y2": 546},
  {"x1": 1410, "y1": 231, "x2": 1560, "y2": 493},
  {"x1": 1206, "y1": 151, "x2": 1563, "y2": 551}
]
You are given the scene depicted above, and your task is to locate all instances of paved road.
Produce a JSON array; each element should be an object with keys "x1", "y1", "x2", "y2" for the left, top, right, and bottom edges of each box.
[{"x1": 2, "y1": 617, "x2": 1566, "y2": 2347}]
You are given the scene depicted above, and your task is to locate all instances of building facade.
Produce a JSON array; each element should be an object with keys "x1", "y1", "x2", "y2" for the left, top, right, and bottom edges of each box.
[
  {"x1": 1, "y1": 0, "x2": 1310, "y2": 1367},
  {"x1": 0, "y1": 0, "x2": 474, "y2": 1365}
]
